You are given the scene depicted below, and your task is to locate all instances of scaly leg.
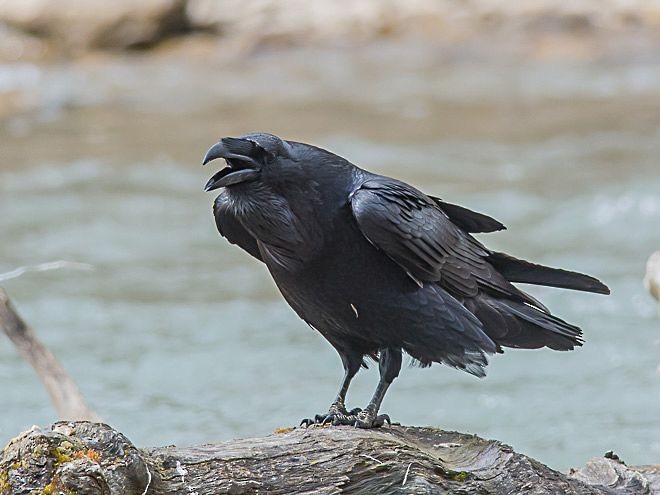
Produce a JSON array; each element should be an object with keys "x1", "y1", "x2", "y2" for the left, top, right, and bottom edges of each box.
[
  {"x1": 320, "y1": 347, "x2": 402, "y2": 428},
  {"x1": 300, "y1": 349, "x2": 362, "y2": 427}
]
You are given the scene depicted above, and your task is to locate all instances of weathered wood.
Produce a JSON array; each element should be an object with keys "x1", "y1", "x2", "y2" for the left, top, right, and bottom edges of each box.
[
  {"x1": 1, "y1": 421, "x2": 658, "y2": 495},
  {"x1": 0, "y1": 288, "x2": 100, "y2": 422}
]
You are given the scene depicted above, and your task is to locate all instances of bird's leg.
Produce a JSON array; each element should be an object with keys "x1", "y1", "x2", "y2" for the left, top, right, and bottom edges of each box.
[
  {"x1": 324, "y1": 347, "x2": 402, "y2": 428},
  {"x1": 300, "y1": 350, "x2": 361, "y2": 427},
  {"x1": 353, "y1": 347, "x2": 401, "y2": 428},
  {"x1": 321, "y1": 366, "x2": 362, "y2": 420}
]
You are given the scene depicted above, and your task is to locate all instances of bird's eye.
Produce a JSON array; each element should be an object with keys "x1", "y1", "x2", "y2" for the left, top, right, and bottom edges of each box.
[{"x1": 265, "y1": 152, "x2": 277, "y2": 164}]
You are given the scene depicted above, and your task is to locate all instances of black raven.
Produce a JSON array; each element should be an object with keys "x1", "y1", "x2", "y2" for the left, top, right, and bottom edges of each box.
[{"x1": 203, "y1": 133, "x2": 609, "y2": 428}]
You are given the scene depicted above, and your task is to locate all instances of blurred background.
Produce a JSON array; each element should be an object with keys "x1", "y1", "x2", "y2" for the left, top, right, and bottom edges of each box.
[{"x1": 1, "y1": 0, "x2": 659, "y2": 472}]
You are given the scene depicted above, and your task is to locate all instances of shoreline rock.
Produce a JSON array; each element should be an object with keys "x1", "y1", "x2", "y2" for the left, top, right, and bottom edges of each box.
[
  {"x1": 1, "y1": 0, "x2": 660, "y2": 62},
  {"x1": 0, "y1": 0, "x2": 189, "y2": 56}
]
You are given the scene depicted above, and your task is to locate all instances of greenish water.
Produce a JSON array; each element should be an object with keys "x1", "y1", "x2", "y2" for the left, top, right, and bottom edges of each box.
[{"x1": 1, "y1": 46, "x2": 659, "y2": 471}]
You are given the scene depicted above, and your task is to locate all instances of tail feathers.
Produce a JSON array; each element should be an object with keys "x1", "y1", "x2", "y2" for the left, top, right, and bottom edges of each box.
[
  {"x1": 466, "y1": 294, "x2": 583, "y2": 351},
  {"x1": 488, "y1": 251, "x2": 610, "y2": 295},
  {"x1": 410, "y1": 348, "x2": 490, "y2": 378}
]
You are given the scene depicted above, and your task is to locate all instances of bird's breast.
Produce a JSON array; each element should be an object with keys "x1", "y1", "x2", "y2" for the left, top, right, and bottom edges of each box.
[{"x1": 262, "y1": 221, "x2": 421, "y2": 344}]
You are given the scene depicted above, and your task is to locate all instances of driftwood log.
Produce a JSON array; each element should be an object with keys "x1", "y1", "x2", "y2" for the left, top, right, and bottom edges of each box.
[{"x1": 1, "y1": 421, "x2": 659, "y2": 495}]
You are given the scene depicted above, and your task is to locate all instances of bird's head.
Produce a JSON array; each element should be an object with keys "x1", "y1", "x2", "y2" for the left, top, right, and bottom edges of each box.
[
  {"x1": 202, "y1": 133, "x2": 295, "y2": 192},
  {"x1": 203, "y1": 133, "x2": 347, "y2": 257}
]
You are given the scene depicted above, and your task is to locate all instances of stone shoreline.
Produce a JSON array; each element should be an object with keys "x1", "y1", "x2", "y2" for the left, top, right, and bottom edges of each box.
[{"x1": 1, "y1": 0, "x2": 660, "y2": 62}]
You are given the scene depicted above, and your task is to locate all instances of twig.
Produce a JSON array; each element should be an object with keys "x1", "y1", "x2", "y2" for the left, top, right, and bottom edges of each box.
[
  {"x1": 0, "y1": 261, "x2": 93, "y2": 282},
  {"x1": 402, "y1": 462, "x2": 413, "y2": 486},
  {"x1": 0, "y1": 288, "x2": 100, "y2": 421}
]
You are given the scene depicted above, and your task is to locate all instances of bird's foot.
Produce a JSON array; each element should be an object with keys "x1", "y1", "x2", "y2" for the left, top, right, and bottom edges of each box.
[
  {"x1": 352, "y1": 408, "x2": 391, "y2": 428},
  {"x1": 301, "y1": 406, "x2": 390, "y2": 429},
  {"x1": 300, "y1": 404, "x2": 362, "y2": 427}
]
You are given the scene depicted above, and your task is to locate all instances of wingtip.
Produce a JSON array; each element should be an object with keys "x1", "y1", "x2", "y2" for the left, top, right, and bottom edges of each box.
[
  {"x1": 486, "y1": 221, "x2": 507, "y2": 233},
  {"x1": 596, "y1": 283, "x2": 611, "y2": 295},
  {"x1": 587, "y1": 278, "x2": 611, "y2": 295}
]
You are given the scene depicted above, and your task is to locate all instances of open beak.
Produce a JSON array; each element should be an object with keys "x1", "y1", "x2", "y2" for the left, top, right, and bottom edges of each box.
[{"x1": 202, "y1": 139, "x2": 261, "y2": 192}]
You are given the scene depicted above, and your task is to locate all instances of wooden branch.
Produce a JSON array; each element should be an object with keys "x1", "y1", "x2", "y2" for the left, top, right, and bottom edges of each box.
[
  {"x1": 1, "y1": 422, "x2": 658, "y2": 495},
  {"x1": 0, "y1": 288, "x2": 100, "y2": 422}
]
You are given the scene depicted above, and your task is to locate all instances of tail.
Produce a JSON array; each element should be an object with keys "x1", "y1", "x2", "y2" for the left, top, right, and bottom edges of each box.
[
  {"x1": 465, "y1": 293, "x2": 583, "y2": 351},
  {"x1": 488, "y1": 252, "x2": 610, "y2": 295}
]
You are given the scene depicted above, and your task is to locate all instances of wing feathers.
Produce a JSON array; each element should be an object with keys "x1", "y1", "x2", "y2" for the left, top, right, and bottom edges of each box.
[
  {"x1": 431, "y1": 197, "x2": 506, "y2": 233},
  {"x1": 349, "y1": 177, "x2": 605, "y2": 355},
  {"x1": 350, "y1": 179, "x2": 533, "y2": 304}
]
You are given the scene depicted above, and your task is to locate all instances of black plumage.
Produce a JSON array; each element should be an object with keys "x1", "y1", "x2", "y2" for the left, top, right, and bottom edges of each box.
[{"x1": 203, "y1": 133, "x2": 609, "y2": 428}]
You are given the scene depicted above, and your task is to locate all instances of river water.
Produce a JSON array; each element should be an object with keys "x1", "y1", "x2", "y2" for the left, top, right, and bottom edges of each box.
[{"x1": 1, "y1": 45, "x2": 659, "y2": 471}]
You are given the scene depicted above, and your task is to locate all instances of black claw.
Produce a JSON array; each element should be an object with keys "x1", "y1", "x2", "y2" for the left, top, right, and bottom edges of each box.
[
  {"x1": 300, "y1": 407, "x2": 392, "y2": 429},
  {"x1": 353, "y1": 410, "x2": 392, "y2": 428},
  {"x1": 322, "y1": 415, "x2": 335, "y2": 425}
]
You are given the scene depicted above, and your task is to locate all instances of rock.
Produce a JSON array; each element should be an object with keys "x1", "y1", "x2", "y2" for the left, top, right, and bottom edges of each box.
[
  {"x1": 185, "y1": 0, "x2": 660, "y2": 48},
  {"x1": 186, "y1": 0, "x2": 415, "y2": 40},
  {"x1": 569, "y1": 454, "x2": 660, "y2": 494},
  {"x1": 3, "y1": 0, "x2": 660, "y2": 58},
  {"x1": 0, "y1": 0, "x2": 188, "y2": 52},
  {"x1": 645, "y1": 251, "x2": 660, "y2": 303},
  {"x1": 0, "y1": 23, "x2": 47, "y2": 61}
]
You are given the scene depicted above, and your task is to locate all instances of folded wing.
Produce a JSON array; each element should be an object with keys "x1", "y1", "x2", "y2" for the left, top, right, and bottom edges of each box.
[
  {"x1": 349, "y1": 177, "x2": 607, "y2": 352},
  {"x1": 350, "y1": 178, "x2": 537, "y2": 306}
]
